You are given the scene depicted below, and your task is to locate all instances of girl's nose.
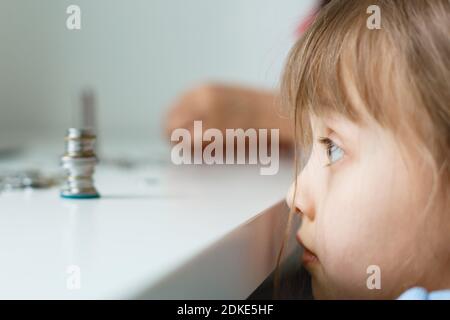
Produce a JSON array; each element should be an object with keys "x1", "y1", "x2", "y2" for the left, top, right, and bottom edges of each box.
[{"x1": 286, "y1": 170, "x2": 315, "y2": 221}]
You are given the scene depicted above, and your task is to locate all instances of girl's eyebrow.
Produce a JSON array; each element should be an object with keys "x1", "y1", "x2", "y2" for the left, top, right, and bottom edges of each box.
[{"x1": 321, "y1": 115, "x2": 359, "y2": 146}]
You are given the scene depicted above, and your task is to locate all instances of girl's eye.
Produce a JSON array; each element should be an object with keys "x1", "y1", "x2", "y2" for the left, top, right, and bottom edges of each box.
[{"x1": 318, "y1": 137, "x2": 344, "y2": 165}]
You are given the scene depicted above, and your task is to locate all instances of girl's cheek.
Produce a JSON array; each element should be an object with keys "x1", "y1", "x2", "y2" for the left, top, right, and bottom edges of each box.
[
  {"x1": 316, "y1": 171, "x2": 386, "y2": 293},
  {"x1": 317, "y1": 216, "x2": 384, "y2": 298},
  {"x1": 316, "y1": 153, "x2": 419, "y2": 297},
  {"x1": 318, "y1": 215, "x2": 363, "y2": 280}
]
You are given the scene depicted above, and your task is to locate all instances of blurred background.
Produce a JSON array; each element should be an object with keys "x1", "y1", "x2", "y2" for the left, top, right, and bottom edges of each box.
[{"x1": 0, "y1": 0, "x2": 313, "y2": 147}]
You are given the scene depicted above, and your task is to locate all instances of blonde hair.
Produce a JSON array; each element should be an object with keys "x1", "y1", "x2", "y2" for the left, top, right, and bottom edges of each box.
[{"x1": 275, "y1": 0, "x2": 450, "y2": 298}]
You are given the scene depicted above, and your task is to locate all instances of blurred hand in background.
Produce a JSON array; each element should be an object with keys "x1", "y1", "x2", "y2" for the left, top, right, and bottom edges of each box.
[{"x1": 164, "y1": 83, "x2": 294, "y2": 150}]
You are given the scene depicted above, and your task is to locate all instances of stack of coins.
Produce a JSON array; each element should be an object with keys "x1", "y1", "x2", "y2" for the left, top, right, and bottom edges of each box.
[{"x1": 60, "y1": 128, "x2": 100, "y2": 199}]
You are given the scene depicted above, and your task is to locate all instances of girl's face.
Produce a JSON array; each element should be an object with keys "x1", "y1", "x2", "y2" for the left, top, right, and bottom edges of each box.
[{"x1": 286, "y1": 112, "x2": 450, "y2": 299}]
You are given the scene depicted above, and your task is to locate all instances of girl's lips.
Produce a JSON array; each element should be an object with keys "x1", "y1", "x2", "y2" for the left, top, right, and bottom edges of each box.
[
  {"x1": 296, "y1": 233, "x2": 319, "y2": 265},
  {"x1": 302, "y1": 247, "x2": 319, "y2": 265}
]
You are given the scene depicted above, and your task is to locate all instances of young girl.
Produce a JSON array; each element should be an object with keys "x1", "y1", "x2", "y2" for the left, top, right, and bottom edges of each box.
[{"x1": 281, "y1": 0, "x2": 449, "y2": 299}]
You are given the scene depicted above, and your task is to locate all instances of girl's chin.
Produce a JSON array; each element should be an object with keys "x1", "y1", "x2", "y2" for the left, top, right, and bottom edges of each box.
[
  {"x1": 301, "y1": 259, "x2": 326, "y2": 298},
  {"x1": 310, "y1": 277, "x2": 330, "y2": 300}
]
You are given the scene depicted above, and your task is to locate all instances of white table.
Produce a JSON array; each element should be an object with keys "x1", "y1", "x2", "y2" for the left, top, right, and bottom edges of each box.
[{"x1": 0, "y1": 139, "x2": 294, "y2": 299}]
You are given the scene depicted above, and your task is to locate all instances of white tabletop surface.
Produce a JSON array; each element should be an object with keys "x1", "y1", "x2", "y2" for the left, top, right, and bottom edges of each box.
[{"x1": 0, "y1": 139, "x2": 294, "y2": 299}]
